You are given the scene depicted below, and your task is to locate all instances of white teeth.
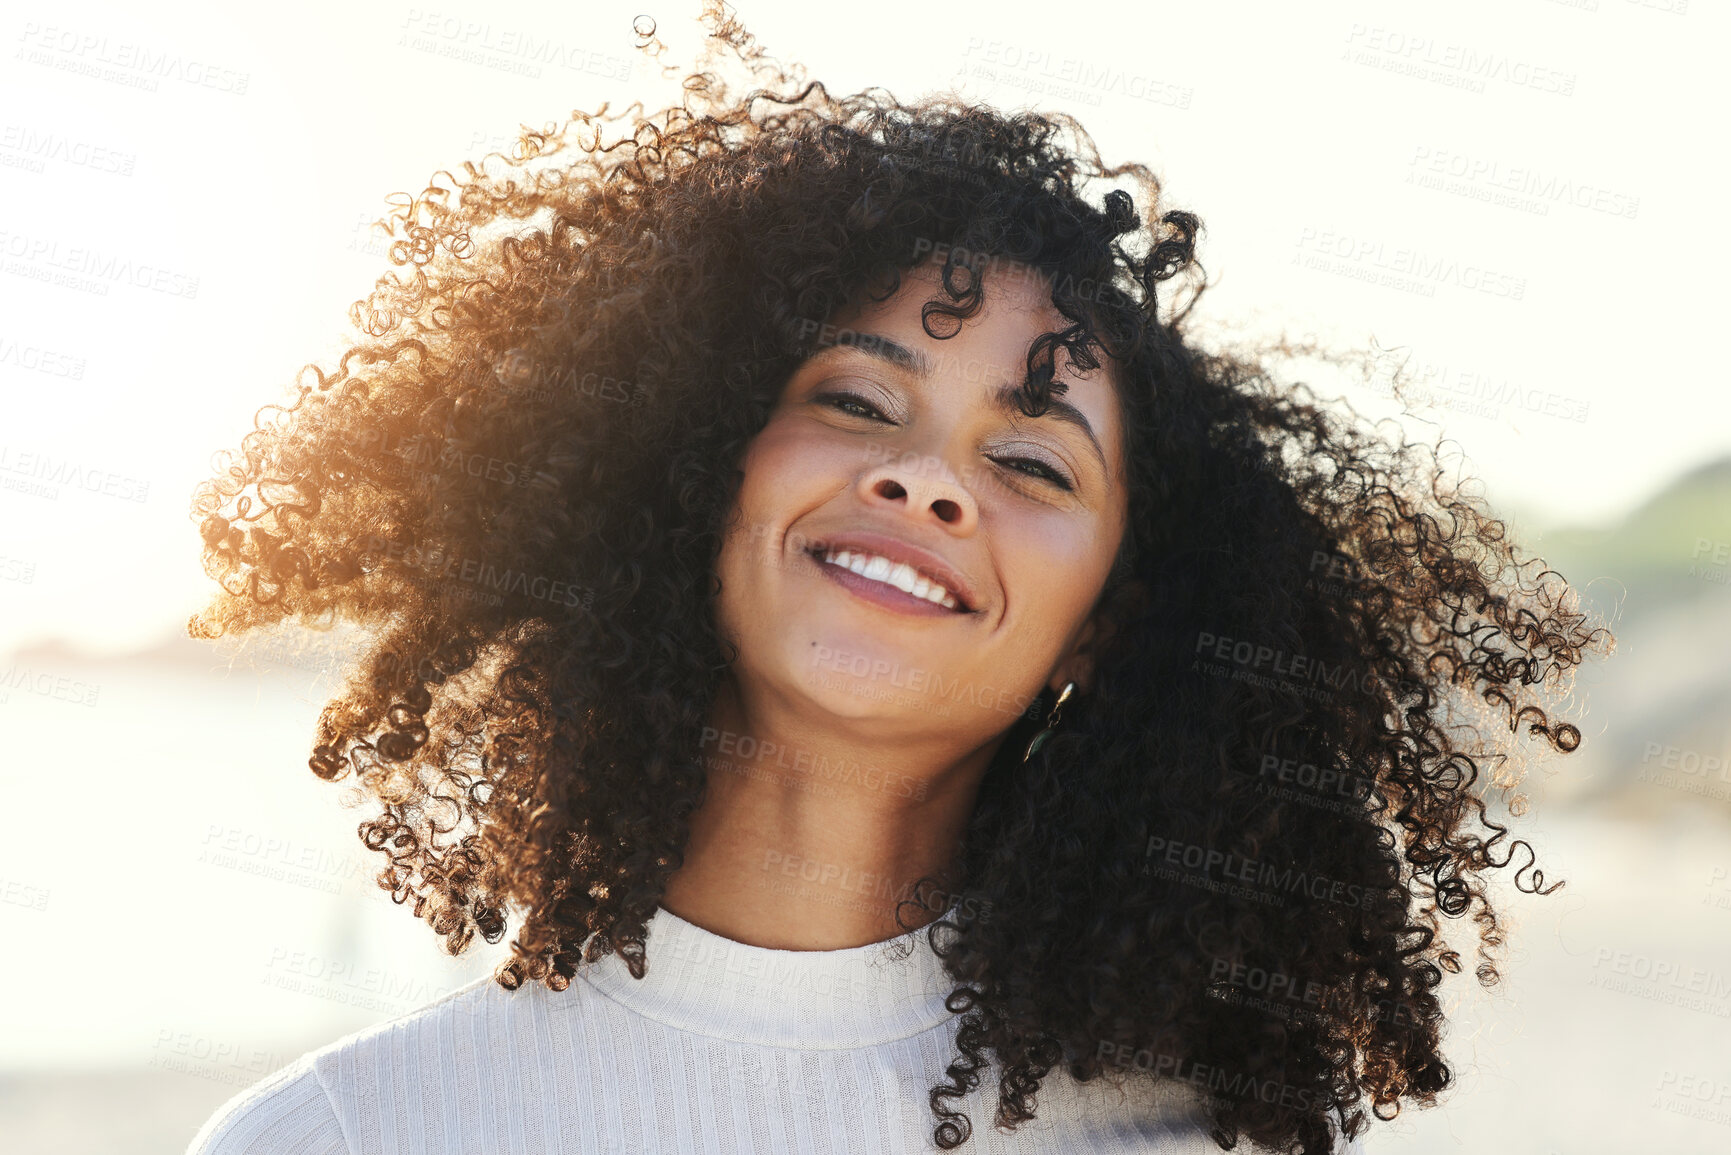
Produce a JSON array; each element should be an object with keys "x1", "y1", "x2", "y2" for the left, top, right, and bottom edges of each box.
[{"x1": 820, "y1": 548, "x2": 962, "y2": 610}]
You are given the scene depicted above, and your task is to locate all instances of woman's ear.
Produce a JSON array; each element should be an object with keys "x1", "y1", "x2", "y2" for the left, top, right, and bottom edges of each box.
[
  {"x1": 1049, "y1": 578, "x2": 1146, "y2": 696},
  {"x1": 1051, "y1": 616, "x2": 1109, "y2": 696}
]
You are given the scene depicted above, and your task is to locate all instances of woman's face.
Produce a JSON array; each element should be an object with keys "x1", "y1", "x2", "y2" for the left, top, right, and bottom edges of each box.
[{"x1": 714, "y1": 259, "x2": 1130, "y2": 753}]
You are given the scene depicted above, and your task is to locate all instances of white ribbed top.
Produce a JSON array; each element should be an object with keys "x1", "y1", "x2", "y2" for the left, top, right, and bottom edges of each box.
[{"x1": 185, "y1": 906, "x2": 1368, "y2": 1153}]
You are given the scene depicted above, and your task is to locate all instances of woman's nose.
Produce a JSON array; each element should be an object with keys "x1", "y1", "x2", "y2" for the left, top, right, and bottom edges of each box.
[{"x1": 857, "y1": 452, "x2": 979, "y2": 530}]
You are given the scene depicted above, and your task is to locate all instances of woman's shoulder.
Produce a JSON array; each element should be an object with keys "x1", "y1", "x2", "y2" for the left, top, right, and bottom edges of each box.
[
  {"x1": 184, "y1": 972, "x2": 509, "y2": 1154},
  {"x1": 182, "y1": 1048, "x2": 346, "y2": 1155}
]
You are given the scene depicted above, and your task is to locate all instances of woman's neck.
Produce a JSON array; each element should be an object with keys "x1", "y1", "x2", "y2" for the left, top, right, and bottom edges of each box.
[{"x1": 659, "y1": 677, "x2": 1000, "y2": 950}]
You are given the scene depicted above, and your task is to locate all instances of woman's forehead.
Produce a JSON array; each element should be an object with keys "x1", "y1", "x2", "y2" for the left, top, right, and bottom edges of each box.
[{"x1": 830, "y1": 260, "x2": 1123, "y2": 399}]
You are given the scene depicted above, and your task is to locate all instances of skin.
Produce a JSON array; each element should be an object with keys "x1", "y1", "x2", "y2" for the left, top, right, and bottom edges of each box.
[{"x1": 659, "y1": 256, "x2": 1130, "y2": 950}]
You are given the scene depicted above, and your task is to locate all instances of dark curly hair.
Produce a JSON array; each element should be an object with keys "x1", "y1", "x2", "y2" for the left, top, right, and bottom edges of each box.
[{"x1": 189, "y1": 6, "x2": 1614, "y2": 1152}]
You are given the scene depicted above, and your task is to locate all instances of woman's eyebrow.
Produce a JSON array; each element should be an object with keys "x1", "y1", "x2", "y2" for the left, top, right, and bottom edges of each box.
[
  {"x1": 811, "y1": 330, "x2": 1108, "y2": 471},
  {"x1": 811, "y1": 329, "x2": 928, "y2": 373}
]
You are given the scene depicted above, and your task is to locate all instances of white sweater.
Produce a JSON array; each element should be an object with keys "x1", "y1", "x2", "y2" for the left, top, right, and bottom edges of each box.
[{"x1": 187, "y1": 906, "x2": 1368, "y2": 1153}]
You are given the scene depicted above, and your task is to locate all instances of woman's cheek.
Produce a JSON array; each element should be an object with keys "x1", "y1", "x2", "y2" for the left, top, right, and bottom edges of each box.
[{"x1": 1005, "y1": 524, "x2": 1107, "y2": 641}]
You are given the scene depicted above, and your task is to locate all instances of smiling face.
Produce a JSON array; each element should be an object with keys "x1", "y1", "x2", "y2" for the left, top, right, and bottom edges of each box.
[{"x1": 712, "y1": 258, "x2": 1130, "y2": 752}]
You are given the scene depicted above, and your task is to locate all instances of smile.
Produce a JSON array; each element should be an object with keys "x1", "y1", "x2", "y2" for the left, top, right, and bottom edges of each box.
[{"x1": 808, "y1": 546, "x2": 969, "y2": 613}]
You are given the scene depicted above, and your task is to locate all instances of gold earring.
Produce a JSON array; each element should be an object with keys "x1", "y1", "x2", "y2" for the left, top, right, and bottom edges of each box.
[{"x1": 1022, "y1": 681, "x2": 1077, "y2": 763}]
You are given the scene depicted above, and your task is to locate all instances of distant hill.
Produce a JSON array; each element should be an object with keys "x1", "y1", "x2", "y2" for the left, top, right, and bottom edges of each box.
[
  {"x1": 1517, "y1": 455, "x2": 1731, "y2": 627},
  {"x1": 2, "y1": 622, "x2": 370, "y2": 685},
  {"x1": 1490, "y1": 456, "x2": 1731, "y2": 817}
]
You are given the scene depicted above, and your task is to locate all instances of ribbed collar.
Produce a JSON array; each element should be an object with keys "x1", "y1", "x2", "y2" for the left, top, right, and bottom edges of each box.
[{"x1": 577, "y1": 905, "x2": 961, "y2": 1049}]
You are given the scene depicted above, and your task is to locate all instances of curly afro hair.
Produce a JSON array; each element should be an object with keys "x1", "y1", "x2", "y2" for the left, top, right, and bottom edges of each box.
[{"x1": 189, "y1": 5, "x2": 1614, "y2": 1152}]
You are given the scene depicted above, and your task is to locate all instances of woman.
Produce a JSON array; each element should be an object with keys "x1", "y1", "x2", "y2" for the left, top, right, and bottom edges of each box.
[{"x1": 186, "y1": 7, "x2": 1610, "y2": 1153}]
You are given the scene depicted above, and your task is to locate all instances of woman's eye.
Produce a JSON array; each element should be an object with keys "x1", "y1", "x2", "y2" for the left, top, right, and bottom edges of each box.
[
  {"x1": 817, "y1": 391, "x2": 888, "y2": 421},
  {"x1": 816, "y1": 389, "x2": 1074, "y2": 493},
  {"x1": 996, "y1": 456, "x2": 1074, "y2": 491}
]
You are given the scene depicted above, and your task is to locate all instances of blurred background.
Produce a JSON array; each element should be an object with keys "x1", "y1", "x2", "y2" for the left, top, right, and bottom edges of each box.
[{"x1": 2, "y1": 0, "x2": 1726, "y2": 1151}]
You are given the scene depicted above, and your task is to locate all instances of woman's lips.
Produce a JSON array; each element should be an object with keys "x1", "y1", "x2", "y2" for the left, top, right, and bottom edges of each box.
[{"x1": 807, "y1": 549, "x2": 969, "y2": 617}]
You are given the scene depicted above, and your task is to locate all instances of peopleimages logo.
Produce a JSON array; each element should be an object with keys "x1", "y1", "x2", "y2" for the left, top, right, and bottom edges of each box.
[
  {"x1": 0, "y1": 228, "x2": 199, "y2": 298},
  {"x1": 0, "y1": 663, "x2": 100, "y2": 707},
  {"x1": 1143, "y1": 835, "x2": 1369, "y2": 910},
  {"x1": 809, "y1": 645, "x2": 1043, "y2": 721},
  {"x1": 396, "y1": 8, "x2": 633, "y2": 83},
  {"x1": 1588, "y1": 947, "x2": 1731, "y2": 1018},
  {"x1": 957, "y1": 38, "x2": 1194, "y2": 110},
  {"x1": 1193, "y1": 630, "x2": 1385, "y2": 700},
  {"x1": 14, "y1": 22, "x2": 251, "y2": 95},
  {"x1": 1293, "y1": 228, "x2": 1526, "y2": 301},
  {"x1": 1094, "y1": 1042, "x2": 1317, "y2": 1111},
  {"x1": 0, "y1": 333, "x2": 87, "y2": 379},
  {"x1": 1341, "y1": 24, "x2": 1576, "y2": 96},
  {"x1": 359, "y1": 535, "x2": 592, "y2": 609},
  {"x1": 701, "y1": 725, "x2": 929, "y2": 801},
  {"x1": 0, "y1": 444, "x2": 147, "y2": 501},
  {"x1": 1407, "y1": 146, "x2": 1640, "y2": 220},
  {"x1": 0, "y1": 123, "x2": 137, "y2": 176}
]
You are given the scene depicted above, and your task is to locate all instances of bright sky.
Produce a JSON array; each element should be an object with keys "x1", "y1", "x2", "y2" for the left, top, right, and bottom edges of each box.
[{"x1": 1, "y1": 0, "x2": 1723, "y2": 658}]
